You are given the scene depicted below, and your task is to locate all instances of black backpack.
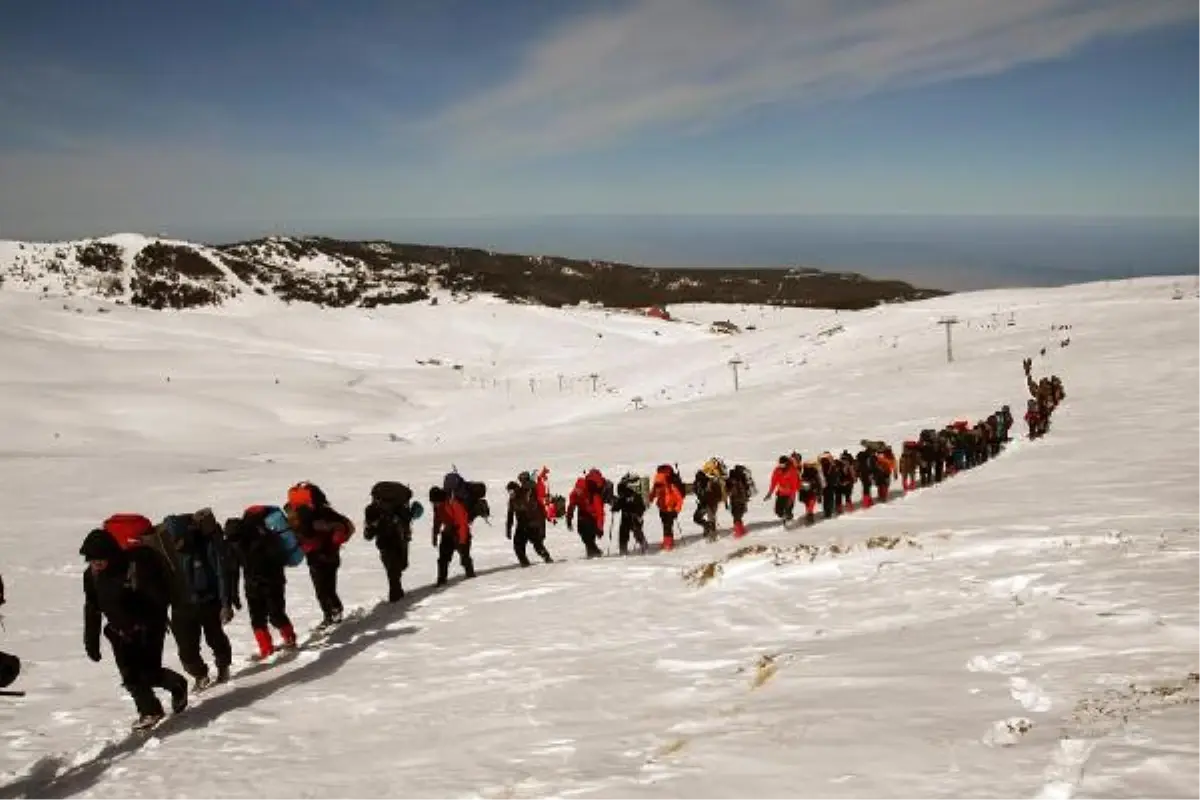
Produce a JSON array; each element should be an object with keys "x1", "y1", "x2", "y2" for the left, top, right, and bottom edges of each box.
[
  {"x1": 371, "y1": 481, "x2": 413, "y2": 516},
  {"x1": 443, "y1": 471, "x2": 490, "y2": 522}
]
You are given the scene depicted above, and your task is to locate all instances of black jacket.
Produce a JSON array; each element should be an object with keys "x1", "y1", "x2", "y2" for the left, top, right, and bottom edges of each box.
[
  {"x1": 364, "y1": 501, "x2": 411, "y2": 551},
  {"x1": 83, "y1": 547, "x2": 172, "y2": 657},
  {"x1": 223, "y1": 512, "x2": 287, "y2": 600},
  {"x1": 506, "y1": 483, "x2": 546, "y2": 536}
]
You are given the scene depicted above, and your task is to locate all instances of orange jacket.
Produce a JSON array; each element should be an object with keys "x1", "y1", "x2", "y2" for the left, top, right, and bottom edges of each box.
[
  {"x1": 434, "y1": 498, "x2": 471, "y2": 545},
  {"x1": 567, "y1": 475, "x2": 606, "y2": 527},
  {"x1": 649, "y1": 473, "x2": 684, "y2": 512},
  {"x1": 768, "y1": 464, "x2": 801, "y2": 497}
]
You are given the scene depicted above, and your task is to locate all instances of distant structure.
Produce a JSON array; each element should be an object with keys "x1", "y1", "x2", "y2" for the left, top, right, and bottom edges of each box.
[
  {"x1": 644, "y1": 306, "x2": 671, "y2": 321},
  {"x1": 937, "y1": 316, "x2": 959, "y2": 363},
  {"x1": 729, "y1": 357, "x2": 745, "y2": 391}
]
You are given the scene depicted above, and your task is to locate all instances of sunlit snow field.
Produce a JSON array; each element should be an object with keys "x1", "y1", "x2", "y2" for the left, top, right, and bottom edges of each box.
[{"x1": 0, "y1": 276, "x2": 1196, "y2": 798}]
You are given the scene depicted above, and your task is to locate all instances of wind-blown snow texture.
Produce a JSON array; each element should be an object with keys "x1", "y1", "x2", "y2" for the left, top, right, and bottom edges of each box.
[{"x1": 0, "y1": 276, "x2": 1196, "y2": 799}]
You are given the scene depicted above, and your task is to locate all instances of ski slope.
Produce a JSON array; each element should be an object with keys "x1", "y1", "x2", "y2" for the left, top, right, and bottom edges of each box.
[{"x1": 0, "y1": 277, "x2": 1196, "y2": 799}]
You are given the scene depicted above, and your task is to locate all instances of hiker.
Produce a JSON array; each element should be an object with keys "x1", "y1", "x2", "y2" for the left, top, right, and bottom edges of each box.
[
  {"x1": 798, "y1": 459, "x2": 824, "y2": 524},
  {"x1": 364, "y1": 482, "x2": 419, "y2": 602},
  {"x1": 692, "y1": 458, "x2": 727, "y2": 538},
  {"x1": 764, "y1": 455, "x2": 799, "y2": 523},
  {"x1": 505, "y1": 473, "x2": 554, "y2": 566},
  {"x1": 0, "y1": 573, "x2": 20, "y2": 691},
  {"x1": 80, "y1": 528, "x2": 188, "y2": 730},
  {"x1": 648, "y1": 464, "x2": 686, "y2": 550},
  {"x1": 998, "y1": 405, "x2": 1014, "y2": 442},
  {"x1": 898, "y1": 442, "x2": 920, "y2": 492},
  {"x1": 223, "y1": 506, "x2": 298, "y2": 660},
  {"x1": 157, "y1": 509, "x2": 235, "y2": 690},
  {"x1": 430, "y1": 486, "x2": 476, "y2": 585},
  {"x1": 1024, "y1": 399, "x2": 1043, "y2": 439},
  {"x1": 611, "y1": 473, "x2": 649, "y2": 555},
  {"x1": 854, "y1": 446, "x2": 876, "y2": 507},
  {"x1": 837, "y1": 451, "x2": 857, "y2": 511},
  {"x1": 818, "y1": 453, "x2": 840, "y2": 518},
  {"x1": 873, "y1": 446, "x2": 897, "y2": 502},
  {"x1": 286, "y1": 482, "x2": 355, "y2": 627},
  {"x1": 566, "y1": 468, "x2": 608, "y2": 559},
  {"x1": 725, "y1": 464, "x2": 755, "y2": 537}
]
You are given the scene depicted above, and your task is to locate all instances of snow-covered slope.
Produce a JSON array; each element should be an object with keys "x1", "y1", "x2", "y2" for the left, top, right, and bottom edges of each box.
[
  {"x1": 0, "y1": 277, "x2": 1196, "y2": 798},
  {"x1": 0, "y1": 233, "x2": 942, "y2": 312}
]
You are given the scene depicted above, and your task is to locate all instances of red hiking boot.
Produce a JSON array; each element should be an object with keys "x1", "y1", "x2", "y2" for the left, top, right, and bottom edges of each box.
[
  {"x1": 661, "y1": 535, "x2": 675, "y2": 551},
  {"x1": 279, "y1": 623, "x2": 297, "y2": 649},
  {"x1": 733, "y1": 521, "x2": 747, "y2": 538},
  {"x1": 253, "y1": 628, "x2": 274, "y2": 660}
]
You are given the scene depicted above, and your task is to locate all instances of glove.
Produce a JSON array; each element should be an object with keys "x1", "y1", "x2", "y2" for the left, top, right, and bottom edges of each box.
[
  {"x1": 505, "y1": 529, "x2": 512, "y2": 540},
  {"x1": 86, "y1": 642, "x2": 101, "y2": 662},
  {"x1": 220, "y1": 605, "x2": 235, "y2": 625},
  {"x1": 332, "y1": 530, "x2": 349, "y2": 547},
  {"x1": 431, "y1": 533, "x2": 438, "y2": 548}
]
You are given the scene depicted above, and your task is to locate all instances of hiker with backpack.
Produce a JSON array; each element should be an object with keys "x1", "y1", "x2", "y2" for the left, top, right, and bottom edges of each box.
[
  {"x1": 0, "y1": 573, "x2": 20, "y2": 693},
  {"x1": 505, "y1": 473, "x2": 555, "y2": 567},
  {"x1": 764, "y1": 455, "x2": 799, "y2": 524},
  {"x1": 364, "y1": 482, "x2": 421, "y2": 601},
  {"x1": 611, "y1": 473, "x2": 649, "y2": 555},
  {"x1": 223, "y1": 506, "x2": 299, "y2": 660},
  {"x1": 430, "y1": 486, "x2": 476, "y2": 586},
  {"x1": 648, "y1": 464, "x2": 686, "y2": 550},
  {"x1": 725, "y1": 464, "x2": 755, "y2": 538},
  {"x1": 566, "y1": 468, "x2": 609, "y2": 559},
  {"x1": 286, "y1": 482, "x2": 355, "y2": 628},
  {"x1": 155, "y1": 509, "x2": 235, "y2": 690},
  {"x1": 837, "y1": 452, "x2": 857, "y2": 511},
  {"x1": 692, "y1": 458, "x2": 728, "y2": 539},
  {"x1": 80, "y1": 526, "x2": 189, "y2": 730}
]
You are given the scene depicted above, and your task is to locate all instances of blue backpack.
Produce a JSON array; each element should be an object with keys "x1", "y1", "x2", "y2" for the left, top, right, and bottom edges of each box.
[
  {"x1": 159, "y1": 514, "x2": 228, "y2": 606},
  {"x1": 262, "y1": 506, "x2": 305, "y2": 567}
]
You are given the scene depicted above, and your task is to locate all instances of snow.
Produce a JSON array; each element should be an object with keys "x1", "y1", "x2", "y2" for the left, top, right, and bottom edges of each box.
[{"x1": 0, "y1": 276, "x2": 1196, "y2": 798}]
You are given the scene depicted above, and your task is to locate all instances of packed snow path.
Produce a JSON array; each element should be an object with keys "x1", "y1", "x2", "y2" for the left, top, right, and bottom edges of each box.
[{"x1": 0, "y1": 278, "x2": 1196, "y2": 798}]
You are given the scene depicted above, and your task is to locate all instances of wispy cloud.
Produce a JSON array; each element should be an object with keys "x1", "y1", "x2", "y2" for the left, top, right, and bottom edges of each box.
[{"x1": 419, "y1": 0, "x2": 1197, "y2": 160}]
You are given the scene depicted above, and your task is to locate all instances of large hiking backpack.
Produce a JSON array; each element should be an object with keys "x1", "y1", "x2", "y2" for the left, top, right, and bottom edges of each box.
[
  {"x1": 103, "y1": 513, "x2": 154, "y2": 550},
  {"x1": 155, "y1": 514, "x2": 225, "y2": 606},
  {"x1": 729, "y1": 464, "x2": 756, "y2": 495},
  {"x1": 370, "y1": 481, "x2": 418, "y2": 521},
  {"x1": 255, "y1": 505, "x2": 305, "y2": 567},
  {"x1": 443, "y1": 471, "x2": 490, "y2": 522}
]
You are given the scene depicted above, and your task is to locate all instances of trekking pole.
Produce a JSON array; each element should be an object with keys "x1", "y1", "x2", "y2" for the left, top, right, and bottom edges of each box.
[
  {"x1": 0, "y1": 689, "x2": 25, "y2": 697},
  {"x1": 607, "y1": 514, "x2": 615, "y2": 556}
]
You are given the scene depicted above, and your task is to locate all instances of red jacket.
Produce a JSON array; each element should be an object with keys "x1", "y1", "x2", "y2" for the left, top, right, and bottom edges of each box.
[
  {"x1": 768, "y1": 464, "x2": 800, "y2": 497},
  {"x1": 434, "y1": 498, "x2": 471, "y2": 545},
  {"x1": 567, "y1": 476, "x2": 606, "y2": 528}
]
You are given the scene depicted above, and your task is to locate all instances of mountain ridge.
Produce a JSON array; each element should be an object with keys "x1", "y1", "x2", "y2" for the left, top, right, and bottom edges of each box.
[{"x1": 0, "y1": 232, "x2": 945, "y2": 311}]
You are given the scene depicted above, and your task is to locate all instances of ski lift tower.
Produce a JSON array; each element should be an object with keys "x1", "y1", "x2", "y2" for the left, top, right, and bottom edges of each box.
[
  {"x1": 729, "y1": 357, "x2": 745, "y2": 392},
  {"x1": 937, "y1": 316, "x2": 959, "y2": 364}
]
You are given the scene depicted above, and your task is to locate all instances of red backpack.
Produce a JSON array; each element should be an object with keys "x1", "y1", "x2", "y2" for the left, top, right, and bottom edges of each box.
[{"x1": 102, "y1": 513, "x2": 154, "y2": 550}]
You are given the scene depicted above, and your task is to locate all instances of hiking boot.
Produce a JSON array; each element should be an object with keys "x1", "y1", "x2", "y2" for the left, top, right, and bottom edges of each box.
[
  {"x1": 279, "y1": 624, "x2": 297, "y2": 648},
  {"x1": 253, "y1": 627, "x2": 275, "y2": 659},
  {"x1": 215, "y1": 665, "x2": 231, "y2": 684},
  {"x1": 132, "y1": 713, "x2": 164, "y2": 731},
  {"x1": 170, "y1": 685, "x2": 188, "y2": 714},
  {"x1": 193, "y1": 674, "x2": 214, "y2": 693}
]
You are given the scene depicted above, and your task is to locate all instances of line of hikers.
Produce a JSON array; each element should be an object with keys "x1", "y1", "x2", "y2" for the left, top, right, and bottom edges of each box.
[{"x1": 55, "y1": 364, "x2": 1065, "y2": 730}]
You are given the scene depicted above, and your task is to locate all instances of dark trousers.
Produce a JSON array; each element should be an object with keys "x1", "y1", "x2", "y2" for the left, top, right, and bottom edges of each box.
[
  {"x1": 577, "y1": 516, "x2": 604, "y2": 558},
  {"x1": 774, "y1": 494, "x2": 795, "y2": 521},
  {"x1": 378, "y1": 543, "x2": 409, "y2": 601},
  {"x1": 838, "y1": 484, "x2": 853, "y2": 506},
  {"x1": 306, "y1": 553, "x2": 343, "y2": 620},
  {"x1": 822, "y1": 486, "x2": 837, "y2": 518},
  {"x1": 729, "y1": 499, "x2": 747, "y2": 524},
  {"x1": 934, "y1": 458, "x2": 945, "y2": 482},
  {"x1": 618, "y1": 512, "x2": 647, "y2": 554},
  {"x1": 246, "y1": 579, "x2": 291, "y2": 631},
  {"x1": 514, "y1": 524, "x2": 552, "y2": 566},
  {"x1": 109, "y1": 623, "x2": 187, "y2": 717},
  {"x1": 860, "y1": 478, "x2": 873, "y2": 500},
  {"x1": 437, "y1": 533, "x2": 475, "y2": 585},
  {"x1": 658, "y1": 510, "x2": 679, "y2": 540},
  {"x1": 171, "y1": 602, "x2": 232, "y2": 678}
]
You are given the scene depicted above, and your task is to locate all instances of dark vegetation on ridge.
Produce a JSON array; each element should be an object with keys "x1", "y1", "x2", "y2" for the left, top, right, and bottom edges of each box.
[{"x1": 1, "y1": 235, "x2": 946, "y2": 310}]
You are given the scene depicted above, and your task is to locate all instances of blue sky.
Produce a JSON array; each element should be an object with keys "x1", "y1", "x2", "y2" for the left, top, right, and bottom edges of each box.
[{"x1": 0, "y1": 0, "x2": 1196, "y2": 241}]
